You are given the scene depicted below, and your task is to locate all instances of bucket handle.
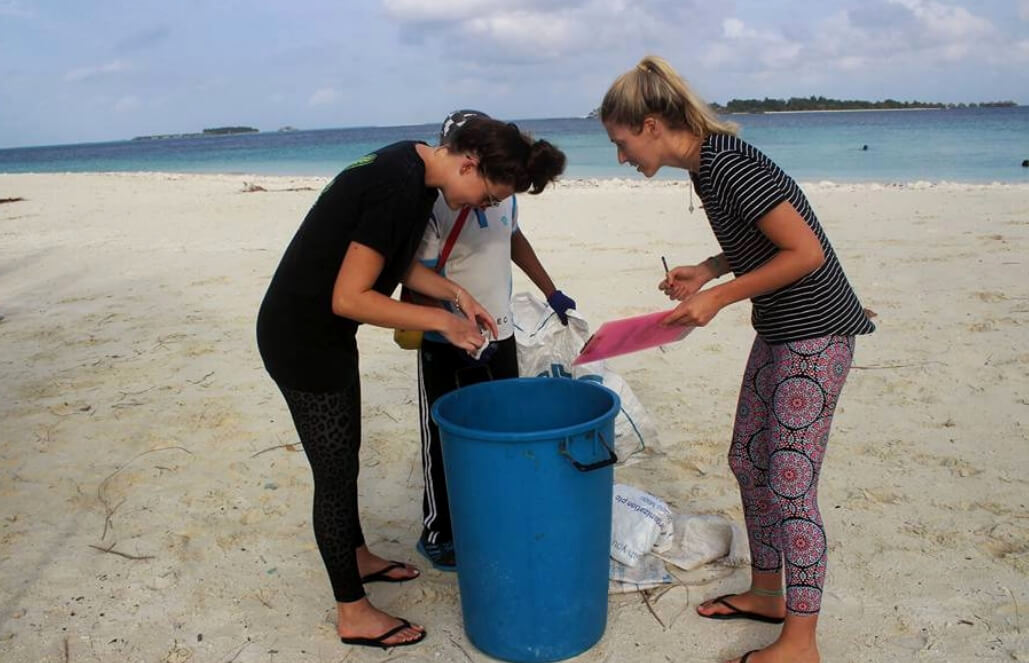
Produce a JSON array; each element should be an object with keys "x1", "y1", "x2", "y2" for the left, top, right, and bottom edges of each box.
[{"x1": 559, "y1": 432, "x2": 618, "y2": 472}]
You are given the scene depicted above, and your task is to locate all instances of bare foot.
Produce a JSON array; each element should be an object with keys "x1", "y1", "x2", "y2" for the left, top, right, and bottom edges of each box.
[
  {"x1": 337, "y1": 598, "x2": 425, "y2": 646},
  {"x1": 726, "y1": 641, "x2": 819, "y2": 663},
  {"x1": 697, "y1": 591, "x2": 786, "y2": 621},
  {"x1": 356, "y1": 546, "x2": 419, "y2": 582}
]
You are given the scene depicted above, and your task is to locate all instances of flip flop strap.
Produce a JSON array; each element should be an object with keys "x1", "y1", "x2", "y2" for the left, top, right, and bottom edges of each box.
[
  {"x1": 364, "y1": 560, "x2": 407, "y2": 580},
  {"x1": 373, "y1": 618, "x2": 412, "y2": 643},
  {"x1": 714, "y1": 595, "x2": 742, "y2": 614},
  {"x1": 379, "y1": 561, "x2": 405, "y2": 575}
]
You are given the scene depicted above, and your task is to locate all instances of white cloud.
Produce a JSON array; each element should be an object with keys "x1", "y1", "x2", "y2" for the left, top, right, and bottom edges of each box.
[
  {"x1": 1020, "y1": 0, "x2": 1029, "y2": 21},
  {"x1": 690, "y1": 1, "x2": 1028, "y2": 100},
  {"x1": 462, "y1": 11, "x2": 580, "y2": 60},
  {"x1": 887, "y1": 0, "x2": 993, "y2": 40},
  {"x1": 308, "y1": 87, "x2": 341, "y2": 107},
  {"x1": 806, "y1": 2, "x2": 1011, "y2": 72},
  {"x1": 699, "y1": 43, "x2": 735, "y2": 69},
  {"x1": 836, "y1": 56, "x2": 867, "y2": 71},
  {"x1": 114, "y1": 95, "x2": 141, "y2": 113},
  {"x1": 702, "y1": 17, "x2": 804, "y2": 71},
  {"x1": 722, "y1": 18, "x2": 747, "y2": 39},
  {"x1": 380, "y1": 0, "x2": 703, "y2": 64},
  {"x1": 64, "y1": 60, "x2": 131, "y2": 82},
  {"x1": 383, "y1": 0, "x2": 501, "y2": 21}
]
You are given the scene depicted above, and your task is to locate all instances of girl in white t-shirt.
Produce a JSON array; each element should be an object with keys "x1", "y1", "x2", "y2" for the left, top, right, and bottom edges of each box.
[{"x1": 413, "y1": 110, "x2": 576, "y2": 570}]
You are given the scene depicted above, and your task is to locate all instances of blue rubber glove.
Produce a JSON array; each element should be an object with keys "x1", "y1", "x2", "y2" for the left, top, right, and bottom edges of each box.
[{"x1": 546, "y1": 290, "x2": 576, "y2": 326}]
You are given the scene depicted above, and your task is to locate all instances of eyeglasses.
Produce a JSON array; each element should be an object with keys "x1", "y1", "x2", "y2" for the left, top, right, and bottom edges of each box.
[{"x1": 481, "y1": 178, "x2": 502, "y2": 208}]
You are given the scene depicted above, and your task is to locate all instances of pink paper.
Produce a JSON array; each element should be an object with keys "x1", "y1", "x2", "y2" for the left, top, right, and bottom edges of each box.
[{"x1": 573, "y1": 309, "x2": 694, "y2": 365}]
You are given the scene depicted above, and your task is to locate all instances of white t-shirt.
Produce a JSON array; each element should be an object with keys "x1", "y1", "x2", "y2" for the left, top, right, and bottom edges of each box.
[{"x1": 417, "y1": 192, "x2": 519, "y2": 342}]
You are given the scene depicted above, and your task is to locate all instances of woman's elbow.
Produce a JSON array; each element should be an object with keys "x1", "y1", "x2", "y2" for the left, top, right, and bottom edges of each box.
[
  {"x1": 805, "y1": 243, "x2": 826, "y2": 273},
  {"x1": 332, "y1": 292, "x2": 356, "y2": 318},
  {"x1": 789, "y1": 240, "x2": 824, "y2": 277}
]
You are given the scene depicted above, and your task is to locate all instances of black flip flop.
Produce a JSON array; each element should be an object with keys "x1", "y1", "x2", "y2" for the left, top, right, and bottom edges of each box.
[
  {"x1": 360, "y1": 560, "x2": 420, "y2": 584},
  {"x1": 698, "y1": 594, "x2": 785, "y2": 624},
  {"x1": 340, "y1": 618, "x2": 426, "y2": 649}
]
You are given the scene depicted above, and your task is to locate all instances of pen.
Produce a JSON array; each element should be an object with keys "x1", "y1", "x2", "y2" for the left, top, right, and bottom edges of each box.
[{"x1": 661, "y1": 256, "x2": 670, "y2": 278}]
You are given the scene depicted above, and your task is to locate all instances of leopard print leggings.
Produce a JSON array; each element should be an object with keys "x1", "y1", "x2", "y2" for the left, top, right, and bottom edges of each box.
[{"x1": 279, "y1": 380, "x2": 366, "y2": 603}]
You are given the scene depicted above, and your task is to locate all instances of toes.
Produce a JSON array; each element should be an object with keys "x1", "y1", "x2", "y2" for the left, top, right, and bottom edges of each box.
[
  {"x1": 399, "y1": 620, "x2": 425, "y2": 634},
  {"x1": 391, "y1": 563, "x2": 419, "y2": 580},
  {"x1": 697, "y1": 600, "x2": 722, "y2": 615},
  {"x1": 698, "y1": 601, "x2": 739, "y2": 617},
  {"x1": 385, "y1": 626, "x2": 423, "y2": 645}
]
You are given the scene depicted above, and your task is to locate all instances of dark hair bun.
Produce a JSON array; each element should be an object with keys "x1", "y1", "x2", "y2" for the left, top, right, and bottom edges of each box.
[{"x1": 526, "y1": 139, "x2": 566, "y2": 194}]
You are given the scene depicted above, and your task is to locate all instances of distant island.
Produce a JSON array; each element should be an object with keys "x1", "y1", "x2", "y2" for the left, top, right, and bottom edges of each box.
[
  {"x1": 586, "y1": 97, "x2": 1017, "y2": 118},
  {"x1": 132, "y1": 126, "x2": 259, "y2": 141},
  {"x1": 711, "y1": 97, "x2": 1017, "y2": 113}
]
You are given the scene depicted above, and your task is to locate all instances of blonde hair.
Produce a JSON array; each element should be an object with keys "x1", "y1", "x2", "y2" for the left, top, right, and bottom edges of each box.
[{"x1": 600, "y1": 55, "x2": 738, "y2": 137}]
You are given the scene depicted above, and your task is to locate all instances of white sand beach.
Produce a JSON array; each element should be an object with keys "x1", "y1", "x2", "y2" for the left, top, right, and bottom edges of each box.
[{"x1": 1, "y1": 172, "x2": 1026, "y2": 662}]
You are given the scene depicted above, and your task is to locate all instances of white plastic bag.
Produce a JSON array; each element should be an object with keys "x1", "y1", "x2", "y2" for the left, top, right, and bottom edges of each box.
[
  {"x1": 608, "y1": 555, "x2": 673, "y2": 594},
  {"x1": 610, "y1": 483, "x2": 675, "y2": 567},
  {"x1": 655, "y1": 514, "x2": 751, "y2": 571},
  {"x1": 511, "y1": 292, "x2": 659, "y2": 463},
  {"x1": 511, "y1": 291, "x2": 589, "y2": 380}
]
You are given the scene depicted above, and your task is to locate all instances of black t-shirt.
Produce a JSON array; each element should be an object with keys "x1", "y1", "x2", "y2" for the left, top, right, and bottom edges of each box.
[
  {"x1": 691, "y1": 134, "x2": 875, "y2": 344},
  {"x1": 257, "y1": 141, "x2": 437, "y2": 391}
]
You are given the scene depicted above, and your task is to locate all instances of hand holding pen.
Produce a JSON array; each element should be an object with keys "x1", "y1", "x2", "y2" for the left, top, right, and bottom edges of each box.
[{"x1": 658, "y1": 256, "x2": 712, "y2": 301}]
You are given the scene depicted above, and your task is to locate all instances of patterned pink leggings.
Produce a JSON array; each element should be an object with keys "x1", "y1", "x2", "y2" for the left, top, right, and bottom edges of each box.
[{"x1": 729, "y1": 334, "x2": 854, "y2": 615}]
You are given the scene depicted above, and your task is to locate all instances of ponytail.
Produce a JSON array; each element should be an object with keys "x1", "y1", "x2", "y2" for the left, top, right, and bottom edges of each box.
[{"x1": 600, "y1": 55, "x2": 738, "y2": 137}]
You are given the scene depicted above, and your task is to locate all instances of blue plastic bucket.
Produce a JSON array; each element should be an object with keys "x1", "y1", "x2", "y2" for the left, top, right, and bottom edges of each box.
[{"x1": 431, "y1": 377, "x2": 619, "y2": 663}]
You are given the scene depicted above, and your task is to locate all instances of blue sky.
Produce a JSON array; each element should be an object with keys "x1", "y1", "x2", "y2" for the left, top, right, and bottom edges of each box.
[{"x1": 1, "y1": 0, "x2": 1026, "y2": 148}]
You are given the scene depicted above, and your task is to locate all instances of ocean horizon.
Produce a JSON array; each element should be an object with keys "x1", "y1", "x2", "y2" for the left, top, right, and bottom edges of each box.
[{"x1": 2, "y1": 106, "x2": 1027, "y2": 184}]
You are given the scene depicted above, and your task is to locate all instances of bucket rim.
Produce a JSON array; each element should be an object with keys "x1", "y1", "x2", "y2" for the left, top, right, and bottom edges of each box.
[{"x1": 431, "y1": 377, "x2": 621, "y2": 443}]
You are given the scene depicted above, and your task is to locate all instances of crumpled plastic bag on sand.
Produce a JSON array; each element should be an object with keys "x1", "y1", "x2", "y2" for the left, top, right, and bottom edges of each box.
[
  {"x1": 608, "y1": 485, "x2": 751, "y2": 594},
  {"x1": 654, "y1": 514, "x2": 750, "y2": 572},
  {"x1": 608, "y1": 555, "x2": 674, "y2": 594},
  {"x1": 610, "y1": 483, "x2": 675, "y2": 567}
]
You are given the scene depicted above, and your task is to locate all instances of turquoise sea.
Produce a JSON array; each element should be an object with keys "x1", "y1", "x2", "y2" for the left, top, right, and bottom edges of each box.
[{"x1": 1, "y1": 107, "x2": 1027, "y2": 183}]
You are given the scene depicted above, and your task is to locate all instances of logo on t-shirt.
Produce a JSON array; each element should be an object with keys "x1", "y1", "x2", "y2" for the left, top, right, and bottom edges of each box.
[
  {"x1": 344, "y1": 153, "x2": 377, "y2": 171},
  {"x1": 318, "y1": 152, "x2": 379, "y2": 197}
]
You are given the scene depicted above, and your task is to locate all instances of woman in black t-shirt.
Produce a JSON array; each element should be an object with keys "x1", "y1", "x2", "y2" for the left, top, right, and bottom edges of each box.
[
  {"x1": 256, "y1": 119, "x2": 565, "y2": 649},
  {"x1": 600, "y1": 57, "x2": 874, "y2": 663}
]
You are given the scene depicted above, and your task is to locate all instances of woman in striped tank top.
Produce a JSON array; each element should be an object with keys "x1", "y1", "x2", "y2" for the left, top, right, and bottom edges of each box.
[{"x1": 600, "y1": 56, "x2": 875, "y2": 663}]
